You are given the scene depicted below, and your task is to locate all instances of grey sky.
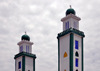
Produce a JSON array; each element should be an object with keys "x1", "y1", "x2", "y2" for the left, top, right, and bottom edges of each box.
[{"x1": 0, "y1": 0, "x2": 100, "y2": 71}]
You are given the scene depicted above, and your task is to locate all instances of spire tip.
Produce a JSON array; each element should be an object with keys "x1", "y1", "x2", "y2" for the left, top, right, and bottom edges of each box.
[
  {"x1": 70, "y1": 5, "x2": 72, "y2": 8},
  {"x1": 25, "y1": 31, "x2": 26, "y2": 35}
]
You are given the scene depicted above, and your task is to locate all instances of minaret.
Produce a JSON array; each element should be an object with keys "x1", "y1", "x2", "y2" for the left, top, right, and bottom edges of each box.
[
  {"x1": 57, "y1": 6, "x2": 85, "y2": 71},
  {"x1": 14, "y1": 33, "x2": 36, "y2": 71}
]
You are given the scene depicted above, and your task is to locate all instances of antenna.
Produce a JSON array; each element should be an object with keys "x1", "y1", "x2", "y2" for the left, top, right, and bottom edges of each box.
[
  {"x1": 25, "y1": 31, "x2": 27, "y2": 35},
  {"x1": 70, "y1": 5, "x2": 72, "y2": 8}
]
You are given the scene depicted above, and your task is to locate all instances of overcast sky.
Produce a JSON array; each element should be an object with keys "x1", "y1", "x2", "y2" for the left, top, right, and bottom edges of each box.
[{"x1": 0, "y1": 0, "x2": 100, "y2": 71}]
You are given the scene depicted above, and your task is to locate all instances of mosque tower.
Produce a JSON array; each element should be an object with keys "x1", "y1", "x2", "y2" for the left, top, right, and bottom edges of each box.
[
  {"x1": 14, "y1": 33, "x2": 36, "y2": 71},
  {"x1": 57, "y1": 6, "x2": 85, "y2": 71}
]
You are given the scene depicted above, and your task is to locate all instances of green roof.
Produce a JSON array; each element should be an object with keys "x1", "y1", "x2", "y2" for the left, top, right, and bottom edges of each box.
[
  {"x1": 21, "y1": 34, "x2": 30, "y2": 41},
  {"x1": 66, "y1": 8, "x2": 76, "y2": 16}
]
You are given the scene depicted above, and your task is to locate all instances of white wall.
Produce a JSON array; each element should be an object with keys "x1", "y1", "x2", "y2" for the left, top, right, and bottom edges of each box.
[
  {"x1": 63, "y1": 18, "x2": 79, "y2": 31},
  {"x1": 60, "y1": 34, "x2": 70, "y2": 71},
  {"x1": 19, "y1": 43, "x2": 32, "y2": 53},
  {"x1": 73, "y1": 34, "x2": 82, "y2": 71},
  {"x1": 25, "y1": 56, "x2": 33, "y2": 71},
  {"x1": 16, "y1": 56, "x2": 22, "y2": 71}
]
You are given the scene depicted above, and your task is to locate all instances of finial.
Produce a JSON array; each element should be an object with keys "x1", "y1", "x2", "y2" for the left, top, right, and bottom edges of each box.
[
  {"x1": 25, "y1": 31, "x2": 26, "y2": 35},
  {"x1": 70, "y1": 5, "x2": 72, "y2": 8}
]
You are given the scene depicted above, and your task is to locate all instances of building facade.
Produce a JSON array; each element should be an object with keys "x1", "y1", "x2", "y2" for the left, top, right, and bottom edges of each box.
[
  {"x1": 14, "y1": 33, "x2": 36, "y2": 71},
  {"x1": 57, "y1": 7, "x2": 85, "y2": 71}
]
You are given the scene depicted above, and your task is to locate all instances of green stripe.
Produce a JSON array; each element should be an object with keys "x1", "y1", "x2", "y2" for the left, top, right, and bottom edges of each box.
[
  {"x1": 33, "y1": 59, "x2": 35, "y2": 71},
  {"x1": 82, "y1": 37, "x2": 84, "y2": 71},
  {"x1": 70, "y1": 33, "x2": 74, "y2": 71},
  {"x1": 14, "y1": 52, "x2": 36, "y2": 59},
  {"x1": 57, "y1": 28, "x2": 85, "y2": 38},
  {"x1": 22, "y1": 56, "x2": 25, "y2": 71},
  {"x1": 58, "y1": 38, "x2": 60, "y2": 71}
]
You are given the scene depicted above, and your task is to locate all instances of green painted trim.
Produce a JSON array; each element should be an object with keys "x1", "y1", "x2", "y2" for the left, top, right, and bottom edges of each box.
[
  {"x1": 22, "y1": 56, "x2": 25, "y2": 71},
  {"x1": 70, "y1": 33, "x2": 74, "y2": 71},
  {"x1": 57, "y1": 28, "x2": 85, "y2": 38},
  {"x1": 57, "y1": 38, "x2": 60, "y2": 71},
  {"x1": 82, "y1": 37, "x2": 84, "y2": 71},
  {"x1": 14, "y1": 52, "x2": 36, "y2": 59},
  {"x1": 33, "y1": 59, "x2": 35, "y2": 71}
]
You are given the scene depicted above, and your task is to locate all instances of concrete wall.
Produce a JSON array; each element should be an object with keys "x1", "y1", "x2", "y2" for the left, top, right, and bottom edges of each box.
[
  {"x1": 25, "y1": 56, "x2": 33, "y2": 71},
  {"x1": 19, "y1": 43, "x2": 32, "y2": 53},
  {"x1": 60, "y1": 34, "x2": 70, "y2": 71},
  {"x1": 15, "y1": 56, "x2": 22, "y2": 71},
  {"x1": 73, "y1": 34, "x2": 82, "y2": 71},
  {"x1": 63, "y1": 18, "x2": 79, "y2": 31}
]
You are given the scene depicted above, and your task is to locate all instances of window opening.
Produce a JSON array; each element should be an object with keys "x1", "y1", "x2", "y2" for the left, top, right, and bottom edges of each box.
[
  {"x1": 75, "y1": 40, "x2": 78, "y2": 49},
  {"x1": 65, "y1": 21, "x2": 69, "y2": 30},
  {"x1": 18, "y1": 61, "x2": 21, "y2": 69},
  {"x1": 28, "y1": 46, "x2": 29, "y2": 52},
  {"x1": 26, "y1": 45, "x2": 27, "y2": 52},
  {"x1": 26, "y1": 45, "x2": 29, "y2": 53},
  {"x1": 20, "y1": 46, "x2": 23, "y2": 52},
  {"x1": 76, "y1": 69, "x2": 78, "y2": 71},
  {"x1": 75, "y1": 58, "x2": 78, "y2": 67},
  {"x1": 75, "y1": 51, "x2": 79, "y2": 57},
  {"x1": 74, "y1": 22, "x2": 77, "y2": 29}
]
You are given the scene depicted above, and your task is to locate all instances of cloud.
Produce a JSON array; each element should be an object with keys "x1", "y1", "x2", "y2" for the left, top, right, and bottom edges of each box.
[{"x1": 0, "y1": 0, "x2": 100, "y2": 71}]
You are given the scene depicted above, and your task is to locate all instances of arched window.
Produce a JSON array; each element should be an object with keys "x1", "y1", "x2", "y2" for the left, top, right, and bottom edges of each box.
[
  {"x1": 76, "y1": 69, "x2": 78, "y2": 71},
  {"x1": 75, "y1": 51, "x2": 79, "y2": 57}
]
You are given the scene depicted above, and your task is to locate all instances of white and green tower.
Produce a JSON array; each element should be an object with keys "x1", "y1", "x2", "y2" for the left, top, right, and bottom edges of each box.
[
  {"x1": 57, "y1": 6, "x2": 85, "y2": 71},
  {"x1": 14, "y1": 33, "x2": 36, "y2": 71}
]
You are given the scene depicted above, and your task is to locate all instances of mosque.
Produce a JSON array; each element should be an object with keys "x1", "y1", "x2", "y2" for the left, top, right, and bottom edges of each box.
[{"x1": 14, "y1": 6, "x2": 85, "y2": 71}]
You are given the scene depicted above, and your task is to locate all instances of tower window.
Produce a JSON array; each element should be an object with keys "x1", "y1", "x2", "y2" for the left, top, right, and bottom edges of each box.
[
  {"x1": 75, "y1": 58, "x2": 78, "y2": 67},
  {"x1": 76, "y1": 69, "x2": 78, "y2": 71},
  {"x1": 20, "y1": 46, "x2": 23, "y2": 52},
  {"x1": 75, "y1": 51, "x2": 79, "y2": 57},
  {"x1": 74, "y1": 22, "x2": 78, "y2": 29},
  {"x1": 26, "y1": 45, "x2": 29, "y2": 53},
  {"x1": 65, "y1": 21, "x2": 69, "y2": 30},
  {"x1": 18, "y1": 61, "x2": 21, "y2": 69},
  {"x1": 75, "y1": 40, "x2": 78, "y2": 49}
]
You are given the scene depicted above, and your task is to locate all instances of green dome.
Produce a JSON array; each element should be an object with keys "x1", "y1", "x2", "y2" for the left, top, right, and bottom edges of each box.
[
  {"x1": 21, "y1": 34, "x2": 30, "y2": 41},
  {"x1": 66, "y1": 8, "x2": 76, "y2": 16}
]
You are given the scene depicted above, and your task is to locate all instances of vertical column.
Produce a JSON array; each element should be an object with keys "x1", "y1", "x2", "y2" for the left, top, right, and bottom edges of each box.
[
  {"x1": 15, "y1": 60, "x2": 16, "y2": 71},
  {"x1": 57, "y1": 37, "x2": 60, "y2": 71},
  {"x1": 33, "y1": 59, "x2": 35, "y2": 71},
  {"x1": 81, "y1": 37, "x2": 84, "y2": 71},
  {"x1": 22, "y1": 56, "x2": 25, "y2": 71},
  {"x1": 70, "y1": 33, "x2": 74, "y2": 71}
]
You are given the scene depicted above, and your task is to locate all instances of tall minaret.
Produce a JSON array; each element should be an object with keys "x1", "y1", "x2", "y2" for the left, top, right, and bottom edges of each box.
[
  {"x1": 57, "y1": 6, "x2": 85, "y2": 71},
  {"x1": 14, "y1": 33, "x2": 36, "y2": 71}
]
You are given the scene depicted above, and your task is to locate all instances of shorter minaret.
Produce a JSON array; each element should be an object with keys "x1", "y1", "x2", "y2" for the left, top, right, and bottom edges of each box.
[{"x1": 14, "y1": 32, "x2": 36, "y2": 71}]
